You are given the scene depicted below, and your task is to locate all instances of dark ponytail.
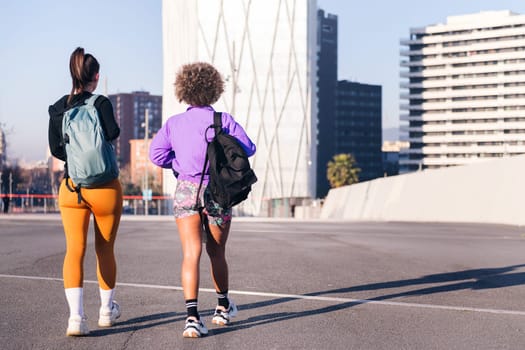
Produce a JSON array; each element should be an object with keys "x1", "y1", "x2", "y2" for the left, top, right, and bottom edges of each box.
[{"x1": 68, "y1": 47, "x2": 100, "y2": 104}]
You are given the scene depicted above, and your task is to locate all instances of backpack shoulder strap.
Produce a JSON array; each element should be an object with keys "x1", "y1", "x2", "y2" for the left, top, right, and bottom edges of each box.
[
  {"x1": 194, "y1": 112, "x2": 219, "y2": 211},
  {"x1": 85, "y1": 94, "x2": 100, "y2": 106},
  {"x1": 213, "y1": 111, "x2": 223, "y2": 136}
]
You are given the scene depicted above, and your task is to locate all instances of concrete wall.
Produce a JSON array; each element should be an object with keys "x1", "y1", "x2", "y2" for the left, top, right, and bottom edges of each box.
[{"x1": 320, "y1": 155, "x2": 525, "y2": 226}]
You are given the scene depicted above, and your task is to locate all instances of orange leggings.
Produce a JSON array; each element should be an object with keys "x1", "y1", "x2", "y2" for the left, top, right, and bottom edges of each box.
[{"x1": 59, "y1": 178, "x2": 123, "y2": 290}]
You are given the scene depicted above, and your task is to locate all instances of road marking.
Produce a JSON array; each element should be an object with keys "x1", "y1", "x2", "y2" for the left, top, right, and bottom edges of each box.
[{"x1": 1, "y1": 273, "x2": 524, "y2": 316}]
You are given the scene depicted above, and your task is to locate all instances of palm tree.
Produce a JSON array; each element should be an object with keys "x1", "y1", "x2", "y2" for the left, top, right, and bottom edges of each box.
[{"x1": 326, "y1": 153, "x2": 361, "y2": 189}]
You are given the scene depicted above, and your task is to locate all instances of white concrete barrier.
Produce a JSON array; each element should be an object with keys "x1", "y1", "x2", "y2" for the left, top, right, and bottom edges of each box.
[{"x1": 320, "y1": 154, "x2": 525, "y2": 226}]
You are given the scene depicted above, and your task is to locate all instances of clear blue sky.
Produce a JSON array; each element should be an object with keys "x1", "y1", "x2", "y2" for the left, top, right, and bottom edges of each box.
[{"x1": 2, "y1": 0, "x2": 525, "y2": 162}]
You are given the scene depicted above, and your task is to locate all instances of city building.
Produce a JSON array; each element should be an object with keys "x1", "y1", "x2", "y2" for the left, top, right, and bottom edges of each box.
[
  {"x1": 382, "y1": 140, "x2": 409, "y2": 176},
  {"x1": 129, "y1": 139, "x2": 163, "y2": 192},
  {"x1": 316, "y1": 9, "x2": 338, "y2": 198},
  {"x1": 46, "y1": 149, "x2": 64, "y2": 196},
  {"x1": 400, "y1": 10, "x2": 525, "y2": 173},
  {"x1": 108, "y1": 91, "x2": 162, "y2": 168},
  {"x1": 336, "y1": 80, "x2": 383, "y2": 182},
  {"x1": 162, "y1": 0, "x2": 318, "y2": 216}
]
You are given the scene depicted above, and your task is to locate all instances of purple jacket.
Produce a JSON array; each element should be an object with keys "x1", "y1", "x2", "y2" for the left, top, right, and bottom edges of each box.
[{"x1": 149, "y1": 106, "x2": 256, "y2": 184}]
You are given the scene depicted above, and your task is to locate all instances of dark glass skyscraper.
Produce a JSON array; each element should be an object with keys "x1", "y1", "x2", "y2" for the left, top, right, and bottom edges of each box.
[
  {"x1": 336, "y1": 81, "x2": 383, "y2": 182},
  {"x1": 316, "y1": 9, "x2": 338, "y2": 198},
  {"x1": 316, "y1": 9, "x2": 383, "y2": 197}
]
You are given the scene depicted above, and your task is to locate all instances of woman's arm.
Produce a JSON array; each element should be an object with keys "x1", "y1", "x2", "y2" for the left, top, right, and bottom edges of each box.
[
  {"x1": 48, "y1": 104, "x2": 66, "y2": 161},
  {"x1": 97, "y1": 97, "x2": 120, "y2": 141},
  {"x1": 149, "y1": 124, "x2": 175, "y2": 168}
]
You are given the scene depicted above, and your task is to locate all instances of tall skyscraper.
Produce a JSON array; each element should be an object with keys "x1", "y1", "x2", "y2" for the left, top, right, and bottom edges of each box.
[
  {"x1": 108, "y1": 91, "x2": 162, "y2": 167},
  {"x1": 400, "y1": 11, "x2": 525, "y2": 173},
  {"x1": 162, "y1": 0, "x2": 318, "y2": 216},
  {"x1": 336, "y1": 81, "x2": 383, "y2": 181},
  {"x1": 316, "y1": 9, "x2": 338, "y2": 198}
]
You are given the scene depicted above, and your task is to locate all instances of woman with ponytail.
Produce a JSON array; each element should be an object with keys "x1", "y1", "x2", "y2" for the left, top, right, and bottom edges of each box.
[{"x1": 48, "y1": 47, "x2": 122, "y2": 336}]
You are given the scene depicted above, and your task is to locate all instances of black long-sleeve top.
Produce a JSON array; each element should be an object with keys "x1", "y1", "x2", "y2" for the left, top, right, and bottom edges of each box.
[{"x1": 48, "y1": 92, "x2": 120, "y2": 163}]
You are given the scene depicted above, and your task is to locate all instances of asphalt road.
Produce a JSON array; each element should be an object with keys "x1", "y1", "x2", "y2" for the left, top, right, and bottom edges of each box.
[{"x1": 2, "y1": 214, "x2": 525, "y2": 349}]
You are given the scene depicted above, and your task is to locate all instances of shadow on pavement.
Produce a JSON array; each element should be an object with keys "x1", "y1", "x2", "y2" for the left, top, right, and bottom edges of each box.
[
  {"x1": 88, "y1": 311, "x2": 183, "y2": 337},
  {"x1": 212, "y1": 264, "x2": 525, "y2": 335},
  {"x1": 73, "y1": 264, "x2": 525, "y2": 337},
  {"x1": 305, "y1": 264, "x2": 525, "y2": 298}
]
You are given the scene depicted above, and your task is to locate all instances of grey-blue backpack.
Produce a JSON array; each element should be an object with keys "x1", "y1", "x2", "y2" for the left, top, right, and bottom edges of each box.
[{"x1": 62, "y1": 94, "x2": 119, "y2": 203}]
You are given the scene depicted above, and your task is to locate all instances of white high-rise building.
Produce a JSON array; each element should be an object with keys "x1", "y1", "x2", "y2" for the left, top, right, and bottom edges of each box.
[
  {"x1": 400, "y1": 11, "x2": 525, "y2": 173},
  {"x1": 162, "y1": 0, "x2": 318, "y2": 216}
]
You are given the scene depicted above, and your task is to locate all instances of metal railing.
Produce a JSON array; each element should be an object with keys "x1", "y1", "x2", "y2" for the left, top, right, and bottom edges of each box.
[
  {"x1": 0, "y1": 194, "x2": 173, "y2": 216},
  {"x1": 0, "y1": 194, "x2": 323, "y2": 218}
]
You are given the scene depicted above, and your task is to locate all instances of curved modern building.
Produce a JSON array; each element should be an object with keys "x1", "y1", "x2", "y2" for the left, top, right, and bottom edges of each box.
[{"x1": 162, "y1": 0, "x2": 318, "y2": 216}]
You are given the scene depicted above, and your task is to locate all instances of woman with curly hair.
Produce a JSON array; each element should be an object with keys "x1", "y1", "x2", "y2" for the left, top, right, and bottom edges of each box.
[{"x1": 149, "y1": 62, "x2": 256, "y2": 338}]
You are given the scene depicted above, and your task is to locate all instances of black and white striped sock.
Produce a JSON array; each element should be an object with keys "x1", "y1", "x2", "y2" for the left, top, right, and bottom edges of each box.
[
  {"x1": 217, "y1": 291, "x2": 230, "y2": 309},
  {"x1": 185, "y1": 299, "x2": 199, "y2": 319}
]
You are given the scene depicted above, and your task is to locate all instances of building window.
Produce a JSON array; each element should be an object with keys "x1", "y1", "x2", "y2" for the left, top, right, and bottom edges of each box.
[{"x1": 322, "y1": 24, "x2": 333, "y2": 32}]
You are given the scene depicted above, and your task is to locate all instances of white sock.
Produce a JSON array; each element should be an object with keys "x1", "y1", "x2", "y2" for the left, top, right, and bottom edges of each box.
[
  {"x1": 99, "y1": 288, "x2": 115, "y2": 311},
  {"x1": 65, "y1": 287, "x2": 84, "y2": 319}
]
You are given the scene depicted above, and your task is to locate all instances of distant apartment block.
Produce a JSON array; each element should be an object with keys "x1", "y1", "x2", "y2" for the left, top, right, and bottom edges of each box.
[
  {"x1": 336, "y1": 81, "x2": 383, "y2": 182},
  {"x1": 108, "y1": 91, "x2": 162, "y2": 167},
  {"x1": 382, "y1": 141, "x2": 409, "y2": 176},
  {"x1": 316, "y1": 9, "x2": 338, "y2": 198},
  {"x1": 129, "y1": 139, "x2": 162, "y2": 190},
  {"x1": 400, "y1": 10, "x2": 525, "y2": 173}
]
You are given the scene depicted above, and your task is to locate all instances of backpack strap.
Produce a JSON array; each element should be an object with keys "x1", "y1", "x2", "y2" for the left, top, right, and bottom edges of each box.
[
  {"x1": 193, "y1": 111, "x2": 222, "y2": 211},
  {"x1": 193, "y1": 151, "x2": 209, "y2": 211},
  {"x1": 64, "y1": 173, "x2": 83, "y2": 204},
  {"x1": 85, "y1": 94, "x2": 100, "y2": 106},
  {"x1": 213, "y1": 111, "x2": 223, "y2": 135}
]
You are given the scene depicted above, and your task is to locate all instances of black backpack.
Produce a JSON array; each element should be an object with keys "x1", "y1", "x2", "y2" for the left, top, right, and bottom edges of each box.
[{"x1": 195, "y1": 112, "x2": 257, "y2": 209}]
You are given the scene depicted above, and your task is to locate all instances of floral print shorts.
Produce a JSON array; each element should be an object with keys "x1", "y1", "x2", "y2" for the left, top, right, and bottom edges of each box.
[{"x1": 173, "y1": 180, "x2": 232, "y2": 226}]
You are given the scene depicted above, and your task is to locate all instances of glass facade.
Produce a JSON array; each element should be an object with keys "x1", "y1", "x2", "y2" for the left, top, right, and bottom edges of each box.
[
  {"x1": 316, "y1": 9, "x2": 338, "y2": 198},
  {"x1": 336, "y1": 81, "x2": 383, "y2": 181}
]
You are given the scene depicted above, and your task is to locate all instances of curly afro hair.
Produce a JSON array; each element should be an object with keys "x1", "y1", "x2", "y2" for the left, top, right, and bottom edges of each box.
[{"x1": 174, "y1": 62, "x2": 224, "y2": 106}]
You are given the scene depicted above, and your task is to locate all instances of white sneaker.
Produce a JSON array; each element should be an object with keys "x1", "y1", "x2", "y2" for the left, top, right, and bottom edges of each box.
[
  {"x1": 98, "y1": 301, "x2": 121, "y2": 327},
  {"x1": 182, "y1": 317, "x2": 208, "y2": 338},
  {"x1": 212, "y1": 299, "x2": 238, "y2": 326},
  {"x1": 66, "y1": 315, "x2": 89, "y2": 336}
]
